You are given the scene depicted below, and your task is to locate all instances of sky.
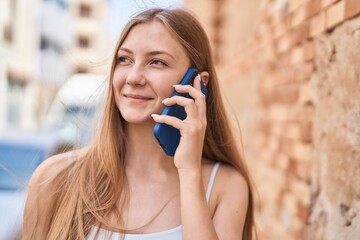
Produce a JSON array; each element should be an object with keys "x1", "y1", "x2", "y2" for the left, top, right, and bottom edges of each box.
[{"x1": 105, "y1": 0, "x2": 184, "y2": 40}]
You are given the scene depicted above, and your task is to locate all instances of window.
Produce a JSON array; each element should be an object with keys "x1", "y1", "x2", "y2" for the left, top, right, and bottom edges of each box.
[
  {"x1": 3, "y1": 0, "x2": 17, "y2": 43},
  {"x1": 80, "y1": 3, "x2": 91, "y2": 18},
  {"x1": 7, "y1": 76, "x2": 26, "y2": 127},
  {"x1": 3, "y1": 23, "x2": 13, "y2": 43},
  {"x1": 76, "y1": 67, "x2": 88, "y2": 73},
  {"x1": 78, "y1": 36, "x2": 90, "y2": 48},
  {"x1": 40, "y1": 36, "x2": 49, "y2": 50}
]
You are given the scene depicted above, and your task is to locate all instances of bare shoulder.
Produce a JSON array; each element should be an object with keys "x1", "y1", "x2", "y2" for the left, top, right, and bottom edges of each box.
[
  {"x1": 23, "y1": 148, "x2": 88, "y2": 238},
  {"x1": 211, "y1": 162, "x2": 250, "y2": 238},
  {"x1": 201, "y1": 159, "x2": 249, "y2": 207},
  {"x1": 29, "y1": 147, "x2": 87, "y2": 186},
  {"x1": 217, "y1": 163, "x2": 249, "y2": 198},
  {"x1": 202, "y1": 159, "x2": 249, "y2": 198}
]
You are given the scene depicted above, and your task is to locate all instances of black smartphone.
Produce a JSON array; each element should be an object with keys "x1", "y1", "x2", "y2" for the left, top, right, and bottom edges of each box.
[{"x1": 153, "y1": 67, "x2": 208, "y2": 156}]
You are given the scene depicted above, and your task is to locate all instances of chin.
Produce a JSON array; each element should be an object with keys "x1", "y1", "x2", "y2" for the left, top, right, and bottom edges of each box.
[{"x1": 121, "y1": 113, "x2": 153, "y2": 125}]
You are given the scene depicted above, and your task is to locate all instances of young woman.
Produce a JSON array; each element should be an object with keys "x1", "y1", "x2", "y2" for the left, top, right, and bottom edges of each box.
[{"x1": 23, "y1": 8, "x2": 256, "y2": 240}]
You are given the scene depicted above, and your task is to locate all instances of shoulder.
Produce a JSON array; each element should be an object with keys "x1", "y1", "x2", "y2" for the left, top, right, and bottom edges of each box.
[
  {"x1": 23, "y1": 150, "x2": 77, "y2": 238},
  {"x1": 202, "y1": 159, "x2": 249, "y2": 197},
  {"x1": 29, "y1": 147, "x2": 87, "y2": 187},
  {"x1": 202, "y1": 159, "x2": 249, "y2": 207},
  {"x1": 217, "y1": 163, "x2": 249, "y2": 203},
  {"x1": 23, "y1": 148, "x2": 89, "y2": 238},
  {"x1": 209, "y1": 162, "x2": 250, "y2": 238}
]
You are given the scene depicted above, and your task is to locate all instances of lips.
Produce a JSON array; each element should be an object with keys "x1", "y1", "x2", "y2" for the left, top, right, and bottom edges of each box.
[{"x1": 123, "y1": 93, "x2": 153, "y2": 101}]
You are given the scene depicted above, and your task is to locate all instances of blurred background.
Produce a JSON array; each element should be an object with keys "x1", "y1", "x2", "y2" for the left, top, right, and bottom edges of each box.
[{"x1": 1, "y1": 0, "x2": 360, "y2": 239}]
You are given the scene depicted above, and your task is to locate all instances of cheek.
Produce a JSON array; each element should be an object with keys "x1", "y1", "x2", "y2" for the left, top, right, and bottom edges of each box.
[
  {"x1": 153, "y1": 81, "x2": 175, "y2": 99},
  {"x1": 112, "y1": 68, "x2": 126, "y2": 91}
]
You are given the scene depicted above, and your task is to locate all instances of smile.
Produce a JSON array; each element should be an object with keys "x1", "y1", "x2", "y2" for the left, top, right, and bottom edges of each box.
[{"x1": 123, "y1": 94, "x2": 153, "y2": 102}]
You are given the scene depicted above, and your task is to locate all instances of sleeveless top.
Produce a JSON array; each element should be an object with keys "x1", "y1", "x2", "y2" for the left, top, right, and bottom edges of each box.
[{"x1": 86, "y1": 162, "x2": 221, "y2": 240}]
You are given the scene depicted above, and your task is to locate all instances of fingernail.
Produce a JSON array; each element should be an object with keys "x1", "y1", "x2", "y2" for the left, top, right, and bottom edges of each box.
[
  {"x1": 173, "y1": 84, "x2": 182, "y2": 87},
  {"x1": 151, "y1": 114, "x2": 160, "y2": 118},
  {"x1": 161, "y1": 98, "x2": 169, "y2": 103}
]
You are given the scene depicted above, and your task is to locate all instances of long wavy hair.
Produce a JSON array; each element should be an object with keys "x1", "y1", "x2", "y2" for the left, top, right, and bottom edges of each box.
[{"x1": 29, "y1": 8, "x2": 256, "y2": 240}]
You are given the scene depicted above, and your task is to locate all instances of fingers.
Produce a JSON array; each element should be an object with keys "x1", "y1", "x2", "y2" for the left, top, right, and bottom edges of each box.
[
  {"x1": 162, "y1": 96, "x2": 199, "y2": 118},
  {"x1": 152, "y1": 75, "x2": 207, "y2": 129},
  {"x1": 151, "y1": 113, "x2": 185, "y2": 130},
  {"x1": 173, "y1": 75, "x2": 205, "y2": 100},
  {"x1": 172, "y1": 75, "x2": 207, "y2": 119}
]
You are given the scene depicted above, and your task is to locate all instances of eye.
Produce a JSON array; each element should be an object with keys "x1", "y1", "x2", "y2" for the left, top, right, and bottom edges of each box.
[
  {"x1": 117, "y1": 56, "x2": 131, "y2": 65},
  {"x1": 150, "y1": 59, "x2": 168, "y2": 66}
]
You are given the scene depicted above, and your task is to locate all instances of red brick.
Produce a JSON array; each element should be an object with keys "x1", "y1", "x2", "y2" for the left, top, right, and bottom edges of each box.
[
  {"x1": 285, "y1": 122, "x2": 303, "y2": 140},
  {"x1": 301, "y1": 122, "x2": 312, "y2": 142},
  {"x1": 280, "y1": 138, "x2": 293, "y2": 154},
  {"x1": 276, "y1": 84, "x2": 301, "y2": 103},
  {"x1": 290, "y1": 45, "x2": 304, "y2": 64},
  {"x1": 290, "y1": 141, "x2": 312, "y2": 162},
  {"x1": 259, "y1": 119, "x2": 270, "y2": 134},
  {"x1": 269, "y1": 135, "x2": 281, "y2": 151},
  {"x1": 291, "y1": 5, "x2": 308, "y2": 28},
  {"x1": 303, "y1": 40, "x2": 315, "y2": 61},
  {"x1": 295, "y1": 161, "x2": 311, "y2": 181},
  {"x1": 292, "y1": 21, "x2": 310, "y2": 45},
  {"x1": 258, "y1": 22, "x2": 272, "y2": 45},
  {"x1": 289, "y1": 177, "x2": 311, "y2": 204},
  {"x1": 297, "y1": 197, "x2": 310, "y2": 222},
  {"x1": 307, "y1": 0, "x2": 322, "y2": 17},
  {"x1": 321, "y1": 0, "x2": 341, "y2": 8},
  {"x1": 269, "y1": 105, "x2": 290, "y2": 121},
  {"x1": 326, "y1": 0, "x2": 345, "y2": 29},
  {"x1": 278, "y1": 52, "x2": 291, "y2": 67},
  {"x1": 269, "y1": 68, "x2": 295, "y2": 87},
  {"x1": 262, "y1": 44, "x2": 276, "y2": 62},
  {"x1": 288, "y1": 0, "x2": 309, "y2": 13},
  {"x1": 289, "y1": 103, "x2": 314, "y2": 122},
  {"x1": 276, "y1": 153, "x2": 290, "y2": 170},
  {"x1": 277, "y1": 33, "x2": 293, "y2": 53},
  {"x1": 281, "y1": 121, "x2": 312, "y2": 142},
  {"x1": 299, "y1": 81, "x2": 312, "y2": 103},
  {"x1": 294, "y1": 62, "x2": 314, "y2": 82},
  {"x1": 273, "y1": 121, "x2": 287, "y2": 137},
  {"x1": 273, "y1": 21, "x2": 288, "y2": 39},
  {"x1": 290, "y1": 41, "x2": 314, "y2": 64},
  {"x1": 345, "y1": 0, "x2": 360, "y2": 19},
  {"x1": 310, "y1": 11, "x2": 326, "y2": 37}
]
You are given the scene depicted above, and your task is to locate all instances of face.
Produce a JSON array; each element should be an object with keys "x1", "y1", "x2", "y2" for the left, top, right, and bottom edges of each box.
[{"x1": 112, "y1": 21, "x2": 191, "y2": 125}]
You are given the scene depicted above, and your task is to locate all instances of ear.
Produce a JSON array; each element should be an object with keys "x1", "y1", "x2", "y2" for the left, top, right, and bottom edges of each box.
[{"x1": 199, "y1": 71, "x2": 209, "y2": 86}]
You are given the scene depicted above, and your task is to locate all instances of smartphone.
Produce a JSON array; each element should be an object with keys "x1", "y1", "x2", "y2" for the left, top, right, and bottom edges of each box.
[{"x1": 153, "y1": 67, "x2": 208, "y2": 156}]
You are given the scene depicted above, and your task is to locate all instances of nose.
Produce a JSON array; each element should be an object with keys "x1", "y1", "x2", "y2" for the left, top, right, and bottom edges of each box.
[{"x1": 126, "y1": 65, "x2": 146, "y2": 86}]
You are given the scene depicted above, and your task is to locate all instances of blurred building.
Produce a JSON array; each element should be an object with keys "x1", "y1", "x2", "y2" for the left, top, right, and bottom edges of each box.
[
  {"x1": 185, "y1": 0, "x2": 360, "y2": 239},
  {"x1": 66, "y1": 0, "x2": 111, "y2": 74},
  {"x1": 0, "y1": 0, "x2": 112, "y2": 133},
  {"x1": 0, "y1": 0, "x2": 42, "y2": 131}
]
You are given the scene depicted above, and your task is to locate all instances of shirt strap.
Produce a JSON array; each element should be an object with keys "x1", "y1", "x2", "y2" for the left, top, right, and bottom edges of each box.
[{"x1": 205, "y1": 162, "x2": 221, "y2": 204}]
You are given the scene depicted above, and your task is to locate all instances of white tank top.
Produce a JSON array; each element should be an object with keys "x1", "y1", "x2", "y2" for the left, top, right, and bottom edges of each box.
[{"x1": 86, "y1": 162, "x2": 221, "y2": 240}]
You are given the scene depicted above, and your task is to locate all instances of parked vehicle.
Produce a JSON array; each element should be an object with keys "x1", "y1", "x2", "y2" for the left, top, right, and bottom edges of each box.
[{"x1": 0, "y1": 73, "x2": 105, "y2": 238}]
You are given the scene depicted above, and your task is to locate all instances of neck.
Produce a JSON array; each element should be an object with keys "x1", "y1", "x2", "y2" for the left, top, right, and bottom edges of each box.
[{"x1": 124, "y1": 122, "x2": 176, "y2": 174}]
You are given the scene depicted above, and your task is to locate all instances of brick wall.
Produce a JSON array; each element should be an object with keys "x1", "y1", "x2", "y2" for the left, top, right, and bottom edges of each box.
[{"x1": 185, "y1": 0, "x2": 360, "y2": 239}]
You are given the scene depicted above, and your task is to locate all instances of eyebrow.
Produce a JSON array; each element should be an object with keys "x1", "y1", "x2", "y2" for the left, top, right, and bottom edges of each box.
[{"x1": 118, "y1": 48, "x2": 176, "y2": 61}]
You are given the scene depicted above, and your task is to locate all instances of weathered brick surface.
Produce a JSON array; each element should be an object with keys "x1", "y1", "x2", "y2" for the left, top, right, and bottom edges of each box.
[
  {"x1": 345, "y1": 0, "x2": 360, "y2": 19},
  {"x1": 326, "y1": 0, "x2": 346, "y2": 29},
  {"x1": 310, "y1": 11, "x2": 326, "y2": 37},
  {"x1": 310, "y1": 17, "x2": 360, "y2": 238},
  {"x1": 185, "y1": 0, "x2": 360, "y2": 238}
]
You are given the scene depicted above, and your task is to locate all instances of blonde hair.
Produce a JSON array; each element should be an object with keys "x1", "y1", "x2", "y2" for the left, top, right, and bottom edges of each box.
[{"x1": 27, "y1": 8, "x2": 256, "y2": 239}]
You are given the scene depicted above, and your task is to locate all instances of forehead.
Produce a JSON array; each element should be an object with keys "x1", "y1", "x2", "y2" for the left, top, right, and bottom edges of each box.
[{"x1": 120, "y1": 20, "x2": 185, "y2": 54}]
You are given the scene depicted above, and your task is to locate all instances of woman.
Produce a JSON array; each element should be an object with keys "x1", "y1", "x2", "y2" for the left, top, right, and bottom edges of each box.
[{"x1": 23, "y1": 8, "x2": 256, "y2": 240}]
